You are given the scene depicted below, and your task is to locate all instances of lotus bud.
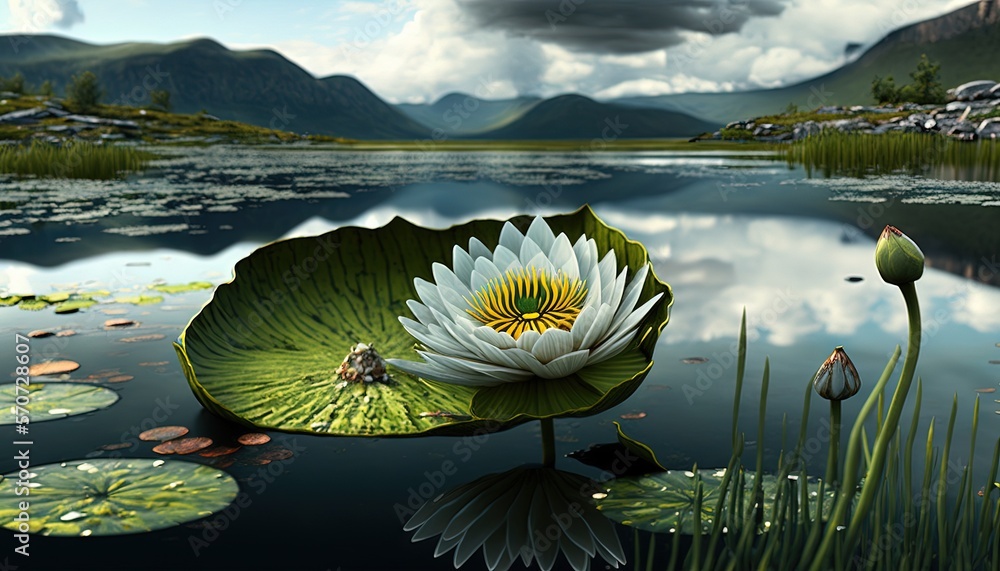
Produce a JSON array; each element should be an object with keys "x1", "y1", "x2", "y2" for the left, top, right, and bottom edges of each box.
[
  {"x1": 875, "y1": 225, "x2": 924, "y2": 285},
  {"x1": 813, "y1": 346, "x2": 861, "y2": 401}
]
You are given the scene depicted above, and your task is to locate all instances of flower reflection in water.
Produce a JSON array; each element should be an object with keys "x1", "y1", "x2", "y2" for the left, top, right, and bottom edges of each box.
[{"x1": 404, "y1": 466, "x2": 625, "y2": 571}]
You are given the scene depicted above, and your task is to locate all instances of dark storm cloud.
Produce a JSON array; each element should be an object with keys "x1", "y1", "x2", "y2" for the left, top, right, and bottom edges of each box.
[{"x1": 457, "y1": 0, "x2": 787, "y2": 54}]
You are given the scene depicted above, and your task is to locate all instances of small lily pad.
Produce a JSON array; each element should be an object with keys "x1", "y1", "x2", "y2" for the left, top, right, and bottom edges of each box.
[
  {"x1": 139, "y1": 426, "x2": 190, "y2": 441},
  {"x1": 594, "y1": 468, "x2": 836, "y2": 535},
  {"x1": 18, "y1": 299, "x2": 49, "y2": 311},
  {"x1": 28, "y1": 330, "x2": 54, "y2": 338},
  {"x1": 153, "y1": 437, "x2": 213, "y2": 455},
  {"x1": 119, "y1": 334, "x2": 166, "y2": 343},
  {"x1": 29, "y1": 360, "x2": 81, "y2": 376},
  {"x1": 0, "y1": 295, "x2": 22, "y2": 307},
  {"x1": 845, "y1": 276, "x2": 864, "y2": 283},
  {"x1": 681, "y1": 357, "x2": 709, "y2": 364},
  {"x1": 55, "y1": 330, "x2": 77, "y2": 337},
  {"x1": 0, "y1": 383, "x2": 119, "y2": 425},
  {"x1": 104, "y1": 318, "x2": 136, "y2": 328},
  {"x1": 237, "y1": 433, "x2": 270, "y2": 446},
  {"x1": 114, "y1": 295, "x2": 164, "y2": 306},
  {"x1": 0, "y1": 458, "x2": 239, "y2": 536},
  {"x1": 976, "y1": 388, "x2": 996, "y2": 393},
  {"x1": 199, "y1": 445, "x2": 241, "y2": 458},
  {"x1": 151, "y1": 282, "x2": 214, "y2": 294},
  {"x1": 54, "y1": 299, "x2": 98, "y2": 314}
]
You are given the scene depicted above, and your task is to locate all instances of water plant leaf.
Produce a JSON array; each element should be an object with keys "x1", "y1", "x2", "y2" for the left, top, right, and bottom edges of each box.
[
  {"x1": 0, "y1": 383, "x2": 118, "y2": 425},
  {"x1": 0, "y1": 458, "x2": 238, "y2": 536},
  {"x1": 613, "y1": 420, "x2": 667, "y2": 472},
  {"x1": 114, "y1": 294, "x2": 164, "y2": 305},
  {"x1": 54, "y1": 298, "x2": 98, "y2": 314},
  {"x1": 152, "y1": 437, "x2": 213, "y2": 455},
  {"x1": 18, "y1": 299, "x2": 49, "y2": 311},
  {"x1": 236, "y1": 433, "x2": 270, "y2": 445},
  {"x1": 0, "y1": 295, "x2": 22, "y2": 306},
  {"x1": 594, "y1": 469, "x2": 836, "y2": 535},
  {"x1": 104, "y1": 318, "x2": 136, "y2": 328},
  {"x1": 175, "y1": 207, "x2": 672, "y2": 436},
  {"x1": 151, "y1": 282, "x2": 214, "y2": 294}
]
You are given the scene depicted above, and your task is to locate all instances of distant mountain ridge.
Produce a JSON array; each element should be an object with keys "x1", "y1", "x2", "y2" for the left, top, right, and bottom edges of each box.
[{"x1": 614, "y1": 0, "x2": 1000, "y2": 123}]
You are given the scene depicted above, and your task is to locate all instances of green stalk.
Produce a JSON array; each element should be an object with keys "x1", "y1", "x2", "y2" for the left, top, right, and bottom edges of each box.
[
  {"x1": 806, "y1": 345, "x2": 902, "y2": 571},
  {"x1": 540, "y1": 417, "x2": 555, "y2": 468},
  {"x1": 827, "y1": 400, "x2": 842, "y2": 485},
  {"x1": 840, "y1": 281, "x2": 922, "y2": 551}
]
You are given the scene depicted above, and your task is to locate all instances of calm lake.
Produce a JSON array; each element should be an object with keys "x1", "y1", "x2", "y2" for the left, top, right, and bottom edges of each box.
[{"x1": 1, "y1": 146, "x2": 999, "y2": 570}]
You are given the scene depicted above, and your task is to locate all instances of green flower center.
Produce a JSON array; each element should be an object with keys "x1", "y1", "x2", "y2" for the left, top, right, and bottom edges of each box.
[{"x1": 466, "y1": 267, "x2": 587, "y2": 340}]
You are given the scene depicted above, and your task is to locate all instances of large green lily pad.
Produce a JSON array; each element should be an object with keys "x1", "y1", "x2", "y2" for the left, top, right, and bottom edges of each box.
[
  {"x1": 0, "y1": 383, "x2": 119, "y2": 425},
  {"x1": 0, "y1": 459, "x2": 239, "y2": 536},
  {"x1": 594, "y1": 468, "x2": 836, "y2": 534},
  {"x1": 174, "y1": 206, "x2": 672, "y2": 436}
]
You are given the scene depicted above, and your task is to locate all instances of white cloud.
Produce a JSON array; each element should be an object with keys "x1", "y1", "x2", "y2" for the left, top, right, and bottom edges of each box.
[{"x1": 8, "y1": 0, "x2": 84, "y2": 31}]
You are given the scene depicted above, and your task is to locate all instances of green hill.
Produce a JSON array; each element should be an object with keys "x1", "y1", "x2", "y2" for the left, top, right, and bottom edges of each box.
[
  {"x1": 0, "y1": 35, "x2": 429, "y2": 139},
  {"x1": 615, "y1": 0, "x2": 1000, "y2": 123},
  {"x1": 396, "y1": 93, "x2": 542, "y2": 135},
  {"x1": 472, "y1": 94, "x2": 719, "y2": 140}
]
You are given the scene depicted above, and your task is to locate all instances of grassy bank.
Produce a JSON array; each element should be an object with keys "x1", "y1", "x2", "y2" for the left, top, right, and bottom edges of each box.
[
  {"x1": 0, "y1": 141, "x2": 156, "y2": 179},
  {"x1": 787, "y1": 131, "x2": 1000, "y2": 181}
]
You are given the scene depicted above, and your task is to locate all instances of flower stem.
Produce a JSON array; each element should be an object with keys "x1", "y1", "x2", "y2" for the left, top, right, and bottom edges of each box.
[
  {"x1": 808, "y1": 281, "x2": 920, "y2": 570},
  {"x1": 826, "y1": 400, "x2": 842, "y2": 485},
  {"x1": 540, "y1": 418, "x2": 556, "y2": 468}
]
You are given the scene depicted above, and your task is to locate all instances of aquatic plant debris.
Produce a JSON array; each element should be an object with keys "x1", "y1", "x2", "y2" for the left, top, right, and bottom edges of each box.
[
  {"x1": 0, "y1": 458, "x2": 239, "y2": 536},
  {"x1": 104, "y1": 318, "x2": 137, "y2": 328},
  {"x1": 0, "y1": 383, "x2": 119, "y2": 425},
  {"x1": 236, "y1": 433, "x2": 270, "y2": 446}
]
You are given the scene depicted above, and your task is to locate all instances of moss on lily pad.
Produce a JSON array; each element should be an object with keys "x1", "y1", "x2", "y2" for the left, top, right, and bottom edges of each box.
[
  {"x1": 0, "y1": 459, "x2": 239, "y2": 536},
  {"x1": 175, "y1": 206, "x2": 672, "y2": 437},
  {"x1": 0, "y1": 383, "x2": 119, "y2": 425}
]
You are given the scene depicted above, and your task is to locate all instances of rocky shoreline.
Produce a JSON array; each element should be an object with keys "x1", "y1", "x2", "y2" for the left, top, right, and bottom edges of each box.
[{"x1": 702, "y1": 80, "x2": 1000, "y2": 143}]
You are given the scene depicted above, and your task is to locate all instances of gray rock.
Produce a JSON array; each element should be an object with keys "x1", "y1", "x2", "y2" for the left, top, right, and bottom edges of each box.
[
  {"x1": 954, "y1": 80, "x2": 996, "y2": 101},
  {"x1": 64, "y1": 114, "x2": 139, "y2": 129},
  {"x1": 947, "y1": 122, "x2": 977, "y2": 140},
  {"x1": 977, "y1": 118, "x2": 1000, "y2": 139},
  {"x1": 0, "y1": 107, "x2": 49, "y2": 124},
  {"x1": 792, "y1": 121, "x2": 821, "y2": 140},
  {"x1": 991, "y1": 83, "x2": 1000, "y2": 99},
  {"x1": 816, "y1": 106, "x2": 845, "y2": 114}
]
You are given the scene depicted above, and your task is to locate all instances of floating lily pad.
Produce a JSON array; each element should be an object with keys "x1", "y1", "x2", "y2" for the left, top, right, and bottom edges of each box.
[
  {"x1": 152, "y1": 437, "x2": 213, "y2": 455},
  {"x1": 176, "y1": 208, "x2": 671, "y2": 437},
  {"x1": 119, "y1": 334, "x2": 166, "y2": 343},
  {"x1": 55, "y1": 330, "x2": 77, "y2": 337},
  {"x1": 594, "y1": 468, "x2": 836, "y2": 535},
  {"x1": 114, "y1": 295, "x2": 164, "y2": 306},
  {"x1": 54, "y1": 298, "x2": 98, "y2": 314},
  {"x1": 18, "y1": 299, "x2": 49, "y2": 311},
  {"x1": 0, "y1": 458, "x2": 239, "y2": 536},
  {"x1": 139, "y1": 426, "x2": 189, "y2": 441},
  {"x1": 199, "y1": 445, "x2": 241, "y2": 457},
  {"x1": 0, "y1": 383, "x2": 119, "y2": 425},
  {"x1": 104, "y1": 318, "x2": 137, "y2": 328},
  {"x1": 29, "y1": 360, "x2": 80, "y2": 376},
  {"x1": 0, "y1": 295, "x2": 22, "y2": 307},
  {"x1": 681, "y1": 357, "x2": 709, "y2": 364},
  {"x1": 28, "y1": 330, "x2": 54, "y2": 338},
  {"x1": 236, "y1": 433, "x2": 270, "y2": 446},
  {"x1": 152, "y1": 282, "x2": 214, "y2": 294}
]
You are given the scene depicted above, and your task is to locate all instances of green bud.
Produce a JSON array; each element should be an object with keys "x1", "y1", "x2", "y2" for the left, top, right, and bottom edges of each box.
[
  {"x1": 875, "y1": 225, "x2": 924, "y2": 285},
  {"x1": 813, "y1": 346, "x2": 861, "y2": 401}
]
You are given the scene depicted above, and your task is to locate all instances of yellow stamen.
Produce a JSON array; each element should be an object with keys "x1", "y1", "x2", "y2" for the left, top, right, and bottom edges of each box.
[{"x1": 466, "y1": 267, "x2": 587, "y2": 339}]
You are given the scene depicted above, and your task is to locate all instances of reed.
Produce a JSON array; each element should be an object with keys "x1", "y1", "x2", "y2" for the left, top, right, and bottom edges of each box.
[
  {"x1": 786, "y1": 131, "x2": 1000, "y2": 182},
  {"x1": 0, "y1": 141, "x2": 155, "y2": 179}
]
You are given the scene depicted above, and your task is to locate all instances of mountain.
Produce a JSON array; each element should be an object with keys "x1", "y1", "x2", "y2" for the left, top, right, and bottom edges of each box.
[
  {"x1": 0, "y1": 35, "x2": 428, "y2": 139},
  {"x1": 614, "y1": 0, "x2": 1000, "y2": 124},
  {"x1": 396, "y1": 93, "x2": 542, "y2": 135},
  {"x1": 473, "y1": 95, "x2": 718, "y2": 140}
]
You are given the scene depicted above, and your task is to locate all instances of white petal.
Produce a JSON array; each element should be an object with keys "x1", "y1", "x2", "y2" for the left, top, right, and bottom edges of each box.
[
  {"x1": 525, "y1": 217, "x2": 556, "y2": 254},
  {"x1": 573, "y1": 236, "x2": 598, "y2": 281},
  {"x1": 579, "y1": 304, "x2": 615, "y2": 350},
  {"x1": 591, "y1": 293, "x2": 663, "y2": 362},
  {"x1": 570, "y1": 305, "x2": 598, "y2": 350},
  {"x1": 421, "y1": 352, "x2": 531, "y2": 383},
  {"x1": 499, "y1": 221, "x2": 524, "y2": 254},
  {"x1": 472, "y1": 326, "x2": 517, "y2": 349},
  {"x1": 406, "y1": 299, "x2": 438, "y2": 327},
  {"x1": 452, "y1": 245, "x2": 476, "y2": 285},
  {"x1": 415, "y1": 278, "x2": 448, "y2": 316},
  {"x1": 518, "y1": 237, "x2": 545, "y2": 267},
  {"x1": 399, "y1": 317, "x2": 471, "y2": 357},
  {"x1": 607, "y1": 265, "x2": 649, "y2": 334},
  {"x1": 492, "y1": 245, "x2": 521, "y2": 274},
  {"x1": 547, "y1": 233, "x2": 578, "y2": 279},
  {"x1": 535, "y1": 349, "x2": 589, "y2": 378},
  {"x1": 387, "y1": 357, "x2": 500, "y2": 387},
  {"x1": 433, "y1": 262, "x2": 472, "y2": 300},
  {"x1": 468, "y1": 237, "x2": 492, "y2": 261},
  {"x1": 516, "y1": 330, "x2": 541, "y2": 353},
  {"x1": 531, "y1": 328, "x2": 575, "y2": 364},
  {"x1": 588, "y1": 329, "x2": 638, "y2": 364},
  {"x1": 471, "y1": 257, "x2": 503, "y2": 293},
  {"x1": 600, "y1": 255, "x2": 622, "y2": 306}
]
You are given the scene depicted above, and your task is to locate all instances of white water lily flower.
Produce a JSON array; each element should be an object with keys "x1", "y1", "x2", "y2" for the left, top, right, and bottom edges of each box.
[{"x1": 387, "y1": 216, "x2": 664, "y2": 387}]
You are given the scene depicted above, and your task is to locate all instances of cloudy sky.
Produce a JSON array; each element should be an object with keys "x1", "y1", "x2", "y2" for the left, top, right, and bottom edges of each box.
[{"x1": 1, "y1": 0, "x2": 975, "y2": 103}]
